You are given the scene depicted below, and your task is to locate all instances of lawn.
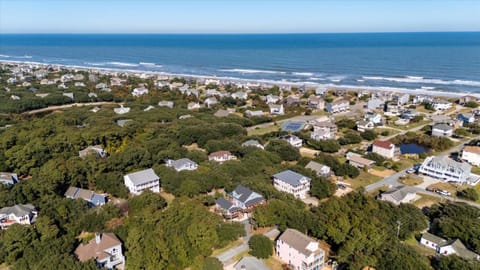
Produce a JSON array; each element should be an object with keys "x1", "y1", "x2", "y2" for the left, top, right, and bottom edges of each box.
[
  {"x1": 247, "y1": 124, "x2": 279, "y2": 136},
  {"x1": 398, "y1": 175, "x2": 423, "y2": 186},
  {"x1": 264, "y1": 256, "x2": 285, "y2": 270},
  {"x1": 404, "y1": 236, "x2": 437, "y2": 257},
  {"x1": 471, "y1": 166, "x2": 480, "y2": 175},
  {"x1": 413, "y1": 194, "x2": 441, "y2": 208},
  {"x1": 344, "y1": 171, "x2": 382, "y2": 189},
  {"x1": 375, "y1": 128, "x2": 400, "y2": 137},
  {"x1": 427, "y1": 182, "x2": 458, "y2": 196}
]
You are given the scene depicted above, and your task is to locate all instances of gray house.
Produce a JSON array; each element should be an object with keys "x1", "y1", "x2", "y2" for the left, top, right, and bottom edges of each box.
[
  {"x1": 166, "y1": 158, "x2": 198, "y2": 171},
  {"x1": 0, "y1": 172, "x2": 18, "y2": 186},
  {"x1": 432, "y1": 123, "x2": 454, "y2": 137},
  {"x1": 216, "y1": 185, "x2": 265, "y2": 219},
  {"x1": 64, "y1": 187, "x2": 107, "y2": 207}
]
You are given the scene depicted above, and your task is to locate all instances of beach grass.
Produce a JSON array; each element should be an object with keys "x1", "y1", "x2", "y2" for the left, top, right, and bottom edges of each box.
[{"x1": 247, "y1": 124, "x2": 279, "y2": 136}]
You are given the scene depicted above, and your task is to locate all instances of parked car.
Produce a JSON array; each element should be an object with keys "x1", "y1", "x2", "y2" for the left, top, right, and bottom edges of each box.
[
  {"x1": 406, "y1": 167, "x2": 415, "y2": 174},
  {"x1": 426, "y1": 187, "x2": 437, "y2": 192},
  {"x1": 436, "y1": 189, "x2": 451, "y2": 196},
  {"x1": 336, "y1": 183, "x2": 346, "y2": 190}
]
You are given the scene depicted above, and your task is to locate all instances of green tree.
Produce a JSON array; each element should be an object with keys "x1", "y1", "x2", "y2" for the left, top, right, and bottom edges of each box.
[{"x1": 248, "y1": 234, "x2": 273, "y2": 259}]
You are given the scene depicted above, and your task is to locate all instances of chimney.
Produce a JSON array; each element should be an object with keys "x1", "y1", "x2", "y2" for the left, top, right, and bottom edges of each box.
[{"x1": 95, "y1": 233, "x2": 101, "y2": 244}]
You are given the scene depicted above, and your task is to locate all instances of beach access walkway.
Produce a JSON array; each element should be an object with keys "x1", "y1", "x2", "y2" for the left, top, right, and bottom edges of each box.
[{"x1": 21, "y1": 101, "x2": 117, "y2": 115}]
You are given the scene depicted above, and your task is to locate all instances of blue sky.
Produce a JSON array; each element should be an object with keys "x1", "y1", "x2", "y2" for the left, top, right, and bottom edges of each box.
[{"x1": 1, "y1": 0, "x2": 479, "y2": 33}]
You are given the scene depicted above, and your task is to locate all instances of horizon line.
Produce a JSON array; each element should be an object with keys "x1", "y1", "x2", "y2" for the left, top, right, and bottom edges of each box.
[{"x1": 1, "y1": 30, "x2": 480, "y2": 35}]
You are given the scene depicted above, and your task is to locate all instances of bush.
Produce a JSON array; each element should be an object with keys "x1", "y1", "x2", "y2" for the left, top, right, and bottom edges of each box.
[
  {"x1": 248, "y1": 234, "x2": 273, "y2": 259},
  {"x1": 457, "y1": 188, "x2": 479, "y2": 201},
  {"x1": 307, "y1": 139, "x2": 340, "y2": 153},
  {"x1": 464, "y1": 101, "x2": 479, "y2": 108},
  {"x1": 361, "y1": 130, "x2": 377, "y2": 141}
]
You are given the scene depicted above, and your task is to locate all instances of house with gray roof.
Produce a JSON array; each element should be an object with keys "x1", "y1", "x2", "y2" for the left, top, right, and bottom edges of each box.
[
  {"x1": 242, "y1": 140, "x2": 264, "y2": 149},
  {"x1": 378, "y1": 187, "x2": 417, "y2": 205},
  {"x1": 79, "y1": 145, "x2": 107, "y2": 158},
  {"x1": 305, "y1": 161, "x2": 331, "y2": 177},
  {"x1": 0, "y1": 204, "x2": 37, "y2": 229},
  {"x1": 0, "y1": 172, "x2": 18, "y2": 186},
  {"x1": 432, "y1": 123, "x2": 454, "y2": 137},
  {"x1": 420, "y1": 232, "x2": 480, "y2": 260},
  {"x1": 166, "y1": 158, "x2": 198, "y2": 171},
  {"x1": 273, "y1": 170, "x2": 311, "y2": 199},
  {"x1": 234, "y1": 256, "x2": 270, "y2": 270},
  {"x1": 64, "y1": 187, "x2": 107, "y2": 207},
  {"x1": 123, "y1": 168, "x2": 160, "y2": 195},
  {"x1": 419, "y1": 156, "x2": 471, "y2": 184},
  {"x1": 216, "y1": 185, "x2": 265, "y2": 219},
  {"x1": 158, "y1": 100, "x2": 174, "y2": 108},
  {"x1": 276, "y1": 229, "x2": 325, "y2": 270}
]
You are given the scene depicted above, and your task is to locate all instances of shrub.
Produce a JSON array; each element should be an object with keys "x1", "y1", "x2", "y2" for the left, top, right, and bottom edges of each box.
[{"x1": 248, "y1": 234, "x2": 273, "y2": 259}]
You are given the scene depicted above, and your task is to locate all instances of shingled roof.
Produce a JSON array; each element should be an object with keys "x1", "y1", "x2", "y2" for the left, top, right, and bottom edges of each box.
[{"x1": 75, "y1": 233, "x2": 122, "y2": 262}]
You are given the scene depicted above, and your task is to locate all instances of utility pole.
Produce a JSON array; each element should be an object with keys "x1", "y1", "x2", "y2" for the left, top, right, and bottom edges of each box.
[{"x1": 396, "y1": 220, "x2": 402, "y2": 239}]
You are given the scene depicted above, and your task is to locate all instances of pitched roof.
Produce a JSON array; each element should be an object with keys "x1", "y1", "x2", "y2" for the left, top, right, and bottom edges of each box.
[
  {"x1": 442, "y1": 239, "x2": 479, "y2": 260},
  {"x1": 305, "y1": 161, "x2": 330, "y2": 174},
  {"x1": 421, "y1": 232, "x2": 447, "y2": 245},
  {"x1": 381, "y1": 187, "x2": 415, "y2": 202},
  {"x1": 234, "y1": 256, "x2": 270, "y2": 270},
  {"x1": 231, "y1": 185, "x2": 264, "y2": 206},
  {"x1": 373, "y1": 140, "x2": 394, "y2": 149},
  {"x1": 209, "y1": 151, "x2": 233, "y2": 158},
  {"x1": 0, "y1": 204, "x2": 36, "y2": 217},
  {"x1": 278, "y1": 229, "x2": 322, "y2": 257},
  {"x1": 433, "y1": 123, "x2": 453, "y2": 131},
  {"x1": 430, "y1": 156, "x2": 471, "y2": 172},
  {"x1": 75, "y1": 233, "x2": 122, "y2": 262},
  {"x1": 125, "y1": 168, "x2": 159, "y2": 186},
  {"x1": 463, "y1": 146, "x2": 480, "y2": 154},
  {"x1": 273, "y1": 170, "x2": 311, "y2": 187},
  {"x1": 169, "y1": 158, "x2": 197, "y2": 169}
]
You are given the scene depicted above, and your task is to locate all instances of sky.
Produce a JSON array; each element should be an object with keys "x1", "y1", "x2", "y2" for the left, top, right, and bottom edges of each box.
[{"x1": 1, "y1": 0, "x2": 479, "y2": 34}]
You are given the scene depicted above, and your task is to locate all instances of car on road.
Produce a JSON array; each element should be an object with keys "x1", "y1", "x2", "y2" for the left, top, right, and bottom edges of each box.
[
  {"x1": 436, "y1": 189, "x2": 451, "y2": 196},
  {"x1": 426, "y1": 187, "x2": 437, "y2": 192},
  {"x1": 336, "y1": 183, "x2": 346, "y2": 190},
  {"x1": 406, "y1": 167, "x2": 416, "y2": 174}
]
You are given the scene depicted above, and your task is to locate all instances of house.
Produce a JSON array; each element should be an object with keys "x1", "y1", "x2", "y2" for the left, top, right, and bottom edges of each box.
[
  {"x1": 401, "y1": 109, "x2": 418, "y2": 120},
  {"x1": 457, "y1": 113, "x2": 475, "y2": 124},
  {"x1": 310, "y1": 125, "x2": 334, "y2": 140},
  {"x1": 462, "y1": 146, "x2": 480, "y2": 166},
  {"x1": 64, "y1": 187, "x2": 106, "y2": 207},
  {"x1": 367, "y1": 98, "x2": 385, "y2": 111},
  {"x1": 285, "y1": 96, "x2": 301, "y2": 107},
  {"x1": 357, "y1": 120, "x2": 375, "y2": 132},
  {"x1": 432, "y1": 123, "x2": 454, "y2": 137},
  {"x1": 62, "y1": 92, "x2": 74, "y2": 100},
  {"x1": 280, "y1": 134, "x2": 302, "y2": 148},
  {"x1": 307, "y1": 95, "x2": 325, "y2": 110},
  {"x1": 116, "y1": 119, "x2": 132, "y2": 127},
  {"x1": 208, "y1": 151, "x2": 237, "y2": 163},
  {"x1": 325, "y1": 99, "x2": 349, "y2": 114},
  {"x1": 378, "y1": 187, "x2": 417, "y2": 205},
  {"x1": 215, "y1": 185, "x2": 265, "y2": 219},
  {"x1": 0, "y1": 172, "x2": 18, "y2": 186},
  {"x1": 234, "y1": 256, "x2": 270, "y2": 270},
  {"x1": 74, "y1": 233, "x2": 125, "y2": 269},
  {"x1": 273, "y1": 170, "x2": 311, "y2": 199},
  {"x1": 419, "y1": 156, "x2": 471, "y2": 184},
  {"x1": 166, "y1": 158, "x2": 198, "y2": 171},
  {"x1": 269, "y1": 104, "x2": 285, "y2": 115},
  {"x1": 385, "y1": 103, "x2": 401, "y2": 116},
  {"x1": 266, "y1": 94, "x2": 281, "y2": 104},
  {"x1": 364, "y1": 112, "x2": 383, "y2": 125},
  {"x1": 158, "y1": 100, "x2": 174, "y2": 108},
  {"x1": 276, "y1": 229, "x2": 325, "y2": 270},
  {"x1": 372, "y1": 140, "x2": 399, "y2": 159},
  {"x1": 458, "y1": 95, "x2": 478, "y2": 105},
  {"x1": 305, "y1": 161, "x2": 331, "y2": 177},
  {"x1": 414, "y1": 95, "x2": 433, "y2": 104},
  {"x1": 79, "y1": 145, "x2": 107, "y2": 158},
  {"x1": 346, "y1": 152, "x2": 375, "y2": 170},
  {"x1": 95, "y1": 83, "x2": 108, "y2": 90},
  {"x1": 245, "y1": 110, "x2": 264, "y2": 118},
  {"x1": 206, "y1": 89, "x2": 221, "y2": 97},
  {"x1": 123, "y1": 168, "x2": 160, "y2": 195},
  {"x1": 431, "y1": 100, "x2": 453, "y2": 111},
  {"x1": 313, "y1": 119, "x2": 338, "y2": 135},
  {"x1": 420, "y1": 232, "x2": 480, "y2": 260},
  {"x1": 0, "y1": 204, "x2": 37, "y2": 229},
  {"x1": 394, "y1": 93, "x2": 410, "y2": 106},
  {"x1": 187, "y1": 102, "x2": 201, "y2": 110},
  {"x1": 113, "y1": 105, "x2": 130, "y2": 115},
  {"x1": 242, "y1": 140, "x2": 264, "y2": 149},
  {"x1": 231, "y1": 91, "x2": 248, "y2": 100},
  {"x1": 75, "y1": 82, "x2": 86, "y2": 87},
  {"x1": 88, "y1": 92, "x2": 98, "y2": 98},
  {"x1": 132, "y1": 87, "x2": 148, "y2": 97},
  {"x1": 204, "y1": 97, "x2": 218, "y2": 108},
  {"x1": 315, "y1": 87, "x2": 326, "y2": 96}
]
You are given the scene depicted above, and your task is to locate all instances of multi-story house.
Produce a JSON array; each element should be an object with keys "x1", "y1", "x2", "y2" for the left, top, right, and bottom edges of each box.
[
  {"x1": 64, "y1": 187, "x2": 107, "y2": 207},
  {"x1": 273, "y1": 170, "x2": 311, "y2": 199},
  {"x1": 208, "y1": 151, "x2": 237, "y2": 163},
  {"x1": 0, "y1": 172, "x2": 18, "y2": 186},
  {"x1": 0, "y1": 204, "x2": 38, "y2": 229},
  {"x1": 307, "y1": 95, "x2": 325, "y2": 111},
  {"x1": 367, "y1": 98, "x2": 385, "y2": 111},
  {"x1": 124, "y1": 168, "x2": 160, "y2": 195},
  {"x1": 280, "y1": 134, "x2": 303, "y2": 148},
  {"x1": 305, "y1": 161, "x2": 331, "y2": 177},
  {"x1": 461, "y1": 146, "x2": 480, "y2": 166},
  {"x1": 276, "y1": 229, "x2": 326, "y2": 270},
  {"x1": 432, "y1": 123, "x2": 454, "y2": 137},
  {"x1": 372, "y1": 140, "x2": 399, "y2": 159},
  {"x1": 269, "y1": 104, "x2": 285, "y2": 115},
  {"x1": 457, "y1": 113, "x2": 475, "y2": 125},
  {"x1": 356, "y1": 120, "x2": 375, "y2": 132},
  {"x1": 75, "y1": 233, "x2": 125, "y2": 269},
  {"x1": 394, "y1": 93, "x2": 410, "y2": 106},
  {"x1": 215, "y1": 185, "x2": 265, "y2": 219},
  {"x1": 325, "y1": 99, "x2": 349, "y2": 114},
  {"x1": 419, "y1": 156, "x2": 471, "y2": 184},
  {"x1": 431, "y1": 100, "x2": 453, "y2": 111}
]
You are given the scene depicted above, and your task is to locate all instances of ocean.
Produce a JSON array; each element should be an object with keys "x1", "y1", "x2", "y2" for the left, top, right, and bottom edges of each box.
[{"x1": 1, "y1": 32, "x2": 480, "y2": 93}]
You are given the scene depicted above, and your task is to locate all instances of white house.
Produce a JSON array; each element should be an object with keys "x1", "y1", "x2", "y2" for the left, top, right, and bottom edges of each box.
[
  {"x1": 310, "y1": 125, "x2": 334, "y2": 140},
  {"x1": 420, "y1": 232, "x2": 480, "y2": 260},
  {"x1": 461, "y1": 146, "x2": 480, "y2": 166},
  {"x1": 124, "y1": 168, "x2": 160, "y2": 195},
  {"x1": 357, "y1": 120, "x2": 375, "y2": 132},
  {"x1": 379, "y1": 187, "x2": 417, "y2": 205},
  {"x1": 364, "y1": 112, "x2": 383, "y2": 125},
  {"x1": 372, "y1": 140, "x2": 399, "y2": 159},
  {"x1": 431, "y1": 100, "x2": 453, "y2": 111},
  {"x1": 245, "y1": 110, "x2": 264, "y2": 118},
  {"x1": 0, "y1": 204, "x2": 38, "y2": 229},
  {"x1": 79, "y1": 145, "x2": 107, "y2": 158},
  {"x1": 208, "y1": 151, "x2": 237, "y2": 163},
  {"x1": 132, "y1": 87, "x2": 149, "y2": 97},
  {"x1": 273, "y1": 170, "x2": 311, "y2": 199},
  {"x1": 276, "y1": 229, "x2": 325, "y2": 270},
  {"x1": 325, "y1": 99, "x2": 349, "y2": 114},
  {"x1": 0, "y1": 172, "x2": 18, "y2": 186},
  {"x1": 266, "y1": 94, "x2": 281, "y2": 104},
  {"x1": 419, "y1": 156, "x2": 472, "y2": 184},
  {"x1": 187, "y1": 102, "x2": 201, "y2": 110},
  {"x1": 305, "y1": 161, "x2": 331, "y2": 177},
  {"x1": 432, "y1": 123, "x2": 454, "y2": 137},
  {"x1": 166, "y1": 158, "x2": 198, "y2": 171},
  {"x1": 113, "y1": 105, "x2": 130, "y2": 115},
  {"x1": 367, "y1": 98, "x2": 385, "y2": 110},
  {"x1": 280, "y1": 134, "x2": 302, "y2": 148},
  {"x1": 242, "y1": 140, "x2": 264, "y2": 149},
  {"x1": 204, "y1": 97, "x2": 218, "y2": 108},
  {"x1": 269, "y1": 104, "x2": 285, "y2": 115},
  {"x1": 158, "y1": 100, "x2": 174, "y2": 108},
  {"x1": 75, "y1": 233, "x2": 125, "y2": 269}
]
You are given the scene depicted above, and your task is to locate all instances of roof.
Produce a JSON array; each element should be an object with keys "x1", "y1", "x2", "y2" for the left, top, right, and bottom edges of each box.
[
  {"x1": 373, "y1": 140, "x2": 394, "y2": 150},
  {"x1": 125, "y1": 168, "x2": 159, "y2": 186},
  {"x1": 242, "y1": 140, "x2": 263, "y2": 147},
  {"x1": 273, "y1": 170, "x2": 311, "y2": 187},
  {"x1": 463, "y1": 146, "x2": 480, "y2": 154},
  {"x1": 0, "y1": 172, "x2": 18, "y2": 184},
  {"x1": 305, "y1": 161, "x2": 330, "y2": 174},
  {"x1": 381, "y1": 187, "x2": 415, "y2": 202},
  {"x1": 0, "y1": 204, "x2": 36, "y2": 217},
  {"x1": 231, "y1": 185, "x2": 264, "y2": 206},
  {"x1": 278, "y1": 229, "x2": 322, "y2": 257},
  {"x1": 429, "y1": 156, "x2": 471, "y2": 172},
  {"x1": 209, "y1": 151, "x2": 233, "y2": 158},
  {"x1": 421, "y1": 232, "x2": 447, "y2": 245},
  {"x1": 169, "y1": 158, "x2": 197, "y2": 169},
  {"x1": 347, "y1": 153, "x2": 375, "y2": 166},
  {"x1": 442, "y1": 239, "x2": 479, "y2": 260},
  {"x1": 216, "y1": 197, "x2": 242, "y2": 213},
  {"x1": 234, "y1": 256, "x2": 270, "y2": 270},
  {"x1": 433, "y1": 123, "x2": 453, "y2": 131},
  {"x1": 75, "y1": 233, "x2": 122, "y2": 262}
]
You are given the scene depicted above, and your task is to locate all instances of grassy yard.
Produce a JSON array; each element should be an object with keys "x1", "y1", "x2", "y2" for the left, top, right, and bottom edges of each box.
[
  {"x1": 344, "y1": 171, "x2": 382, "y2": 189},
  {"x1": 404, "y1": 236, "x2": 437, "y2": 257},
  {"x1": 471, "y1": 166, "x2": 480, "y2": 175},
  {"x1": 413, "y1": 194, "x2": 441, "y2": 208},
  {"x1": 247, "y1": 124, "x2": 279, "y2": 136},
  {"x1": 375, "y1": 128, "x2": 400, "y2": 137},
  {"x1": 211, "y1": 238, "x2": 244, "y2": 257},
  {"x1": 398, "y1": 175, "x2": 423, "y2": 186},
  {"x1": 427, "y1": 182, "x2": 458, "y2": 196},
  {"x1": 264, "y1": 256, "x2": 285, "y2": 270}
]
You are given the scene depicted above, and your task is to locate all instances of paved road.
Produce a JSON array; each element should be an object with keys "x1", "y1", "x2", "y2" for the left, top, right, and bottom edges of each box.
[{"x1": 404, "y1": 186, "x2": 480, "y2": 208}]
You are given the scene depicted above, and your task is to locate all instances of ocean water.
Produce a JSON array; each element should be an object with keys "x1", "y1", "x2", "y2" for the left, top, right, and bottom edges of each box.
[{"x1": 1, "y1": 32, "x2": 480, "y2": 93}]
